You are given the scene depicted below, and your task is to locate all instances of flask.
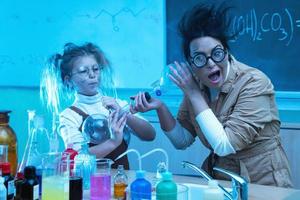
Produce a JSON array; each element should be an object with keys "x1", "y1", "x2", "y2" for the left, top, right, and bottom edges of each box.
[
  {"x1": 82, "y1": 114, "x2": 112, "y2": 145},
  {"x1": 113, "y1": 165, "x2": 128, "y2": 199},
  {"x1": 0, "y1": 111, "x2": 17, "y2": 176},
  {"x1": 17, "y1": 111, "x2": 43, "y2": 195},
  {"x1": 156, "y1": 171, "x2": 177, "y2": 200},
  {"x1": 130, "y1": 170, "x2": 151, "y2": 200},
  {"x1": 0, "y1": 176, "x2": 7, "y2": 200},
  {"x1": 150, "y1": 63, "x2": 178, "y2": 97},
  {"x1": 19, "y1": 166, "x2": 39, "y2": 200},
  {"x1": 0, "y1": 162, "x2": 14, "y2": 200},
  {"x1": 203, "y1": 180, "x2": 223, "y2": 200}
]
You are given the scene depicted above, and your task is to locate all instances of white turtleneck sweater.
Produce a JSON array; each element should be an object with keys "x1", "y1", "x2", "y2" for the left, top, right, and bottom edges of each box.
[{"x1": 59, "y1": 93, "x2": 136, "y2": 151}]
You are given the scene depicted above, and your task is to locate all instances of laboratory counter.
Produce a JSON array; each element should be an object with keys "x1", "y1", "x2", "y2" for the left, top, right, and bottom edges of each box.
[{"x1": 83, "y1": 169, "x2": 300, "y2": 200}]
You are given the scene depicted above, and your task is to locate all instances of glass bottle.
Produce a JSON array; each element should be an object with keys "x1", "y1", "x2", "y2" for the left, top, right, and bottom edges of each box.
[
  {"x1": 0, "y1": 162, "x2": 14, "y2": 200},
  {"x1": 0, "y1": 176, "x2": 7, "y2": 200},
  {"x1": 113, "y1": 165, "x2": 128, "y2": 199},
  {"x1": 19, "y1": 166, "x2": 39, "y2": 200},
  {"x1": 0, "y1": 110, "x2": 17, "y2": 176}
]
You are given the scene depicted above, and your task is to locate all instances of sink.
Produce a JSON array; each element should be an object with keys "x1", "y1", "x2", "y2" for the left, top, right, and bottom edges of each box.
[{"x1": 183, "y1": 183, "x2": 232, "y2": 199}]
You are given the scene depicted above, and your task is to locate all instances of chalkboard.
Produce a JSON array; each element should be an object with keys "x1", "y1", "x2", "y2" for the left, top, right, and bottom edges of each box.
[
  {"x1": 0, "y1": 0, "x2": 164, "y2": 89},
  {"x1": 167, "y1": 0, "x2": 300, "y2": 91}
]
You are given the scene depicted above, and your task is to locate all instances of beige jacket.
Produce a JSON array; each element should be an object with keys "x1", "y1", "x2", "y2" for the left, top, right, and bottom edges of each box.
[{"x1": 177, "y1": 59, "x2": 293, "y2": 187}]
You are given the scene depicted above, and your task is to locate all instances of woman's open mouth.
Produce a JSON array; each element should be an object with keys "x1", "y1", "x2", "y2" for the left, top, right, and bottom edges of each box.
[{"x1": 208, "y1": 70, "x2": 221, "y2": 84}]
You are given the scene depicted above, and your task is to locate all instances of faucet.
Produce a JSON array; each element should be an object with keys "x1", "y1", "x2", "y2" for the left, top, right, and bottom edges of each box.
[
  {"x1": 213, "y1": 167, "x2": 248, "y2": 200},
  {"x1": 181, "y1": 161, "x2": 248, "y2": 200}
]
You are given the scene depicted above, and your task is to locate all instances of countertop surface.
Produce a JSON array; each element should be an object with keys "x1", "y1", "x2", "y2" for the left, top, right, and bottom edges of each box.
[{"x1": 83, "y1": 169, "x2": 300, "y2": 200}]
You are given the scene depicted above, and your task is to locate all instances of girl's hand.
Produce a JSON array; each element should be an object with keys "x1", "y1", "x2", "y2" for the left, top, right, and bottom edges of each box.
[
  {"x1": 102, "y1": 96, "x2": 121, "y2": 111},
  {"x1": 129, "y1": 92, "x2": 163, "y2": 114},
  {"x1": 169, "y1": 61, "x2": 199, "y2": 97},
  {"x1": 108, "y1": 111, "x2": 127, "y2": 146}
]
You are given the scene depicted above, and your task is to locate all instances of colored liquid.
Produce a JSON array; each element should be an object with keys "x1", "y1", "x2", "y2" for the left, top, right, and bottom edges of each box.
[
  {"x1": 42, "y1": 175, "x2": 69, "y2": 200},
  {"x1": 114, "y1": 183, "x2": 127, "y2": 198},
  {"x1": 69, "y1": 176, "x2": 83, "y2": 200},
  {"x1": 90, "y1": 174, "x2": 111, "y2": 200},
  {"x1": 0, "y1": 125, "x2": 18, "y2": 175}
]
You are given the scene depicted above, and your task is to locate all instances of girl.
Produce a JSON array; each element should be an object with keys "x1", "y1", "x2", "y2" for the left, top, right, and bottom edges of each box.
[{"x1": 41, "y1": 42, "x2": 155, "y2": 169}]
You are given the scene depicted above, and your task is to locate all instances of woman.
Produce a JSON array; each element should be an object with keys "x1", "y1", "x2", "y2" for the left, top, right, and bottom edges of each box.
[
  {"x1": 132, "y1": 3, "x2": 292, "y2": 187},
  {"x1": 41, "y1": 42, "x2": 156, "y2": 169}
]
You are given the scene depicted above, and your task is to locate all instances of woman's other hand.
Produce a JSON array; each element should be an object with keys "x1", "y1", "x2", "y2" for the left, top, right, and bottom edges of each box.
[{"x1": 129, "y1": 92, "x2": 163, "y2": 114}]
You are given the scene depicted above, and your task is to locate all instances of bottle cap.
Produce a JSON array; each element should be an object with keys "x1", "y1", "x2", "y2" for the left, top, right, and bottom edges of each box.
[
  {"x1": 0, "y1": 110, "x2": 11, "y2": 123},
  {"x1": 161, "y1": 171, "x2": 172, "y2": 181},
  {"x1": 0, "y1": 162, "x2": 11, "y2": 174},
  {"x1": 24, "y1": 166, "x2": 36, "y2": 179},
  {"x1": 63, "y1": 144, "x2": 78, "y2": 160},
  {"x1": 16, "y1": 172, "x2": 24, "y2": 180},
  {"x1": 136, "y1": 170, "x2": 146, "y2": 179}
]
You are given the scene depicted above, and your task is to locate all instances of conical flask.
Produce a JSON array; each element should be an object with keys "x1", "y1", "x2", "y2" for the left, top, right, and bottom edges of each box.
[
  {"x1": 17, "y1": 110, "x2": 45, "y2": 178},
  {"x1": 149, "y1": 63, "x2": 181, "y2": 97}
]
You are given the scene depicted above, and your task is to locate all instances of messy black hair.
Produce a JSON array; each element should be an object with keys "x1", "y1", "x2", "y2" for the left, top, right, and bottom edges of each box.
[{"x1": 178, "y1": 2, "x2": 236, "y2": 62}]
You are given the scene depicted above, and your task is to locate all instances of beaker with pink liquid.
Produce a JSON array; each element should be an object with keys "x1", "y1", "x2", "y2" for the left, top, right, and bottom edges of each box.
[{"x1": 90, "y1": 159, "x2": 113, "y2": 200}]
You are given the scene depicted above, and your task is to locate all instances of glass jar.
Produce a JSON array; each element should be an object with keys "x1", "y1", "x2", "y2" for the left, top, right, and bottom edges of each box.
[{"x1": 0, "y1": 110, "x2": 18, "y2": 176}]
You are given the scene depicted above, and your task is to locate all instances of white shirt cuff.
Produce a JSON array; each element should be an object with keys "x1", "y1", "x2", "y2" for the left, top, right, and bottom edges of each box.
[{"x1": 195, "y1": 109, "x2": 236, "y2": 156}]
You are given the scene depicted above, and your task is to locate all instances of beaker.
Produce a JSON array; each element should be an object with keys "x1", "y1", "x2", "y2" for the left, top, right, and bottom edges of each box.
[
  {"x1": 70, "y1": 160, "x2": 83, "y2": 200},
  {"x1": 42, "y1": 152, "x2": 69, "y2": 200},
  {"x1": 0, "y1": 145, "x2": 8, "y2": 163},
  {"x1": 90, "y1": 159, "x2": 113, "y2": 200}
]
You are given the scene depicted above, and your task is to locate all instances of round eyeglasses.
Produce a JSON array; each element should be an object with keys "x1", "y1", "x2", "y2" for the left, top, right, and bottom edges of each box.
[
  {"x1": 71, "y1": 65, "x2": 102, "y2": 77},
  {"x1": 190, "y1": 47, "x2": 227, "y2": 68}
]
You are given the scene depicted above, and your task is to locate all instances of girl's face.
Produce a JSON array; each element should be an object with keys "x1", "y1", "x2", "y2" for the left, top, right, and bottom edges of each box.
[
  {"x1": 69, "y1": 55, "x2": 101, "y2": 96},
  {"x1": 189, "y1": 36, "x2": 229, "y2": 88}
]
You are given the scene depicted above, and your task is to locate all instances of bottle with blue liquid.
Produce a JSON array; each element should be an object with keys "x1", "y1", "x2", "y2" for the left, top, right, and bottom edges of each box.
[{"x1": 130, "y1": 170, "x2": 152, "y2": 200}]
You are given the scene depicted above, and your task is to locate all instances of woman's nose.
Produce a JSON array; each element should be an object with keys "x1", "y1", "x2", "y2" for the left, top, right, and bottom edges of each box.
[{"x1": 206, "y1": 57, "x2": 215, "y2": 68}]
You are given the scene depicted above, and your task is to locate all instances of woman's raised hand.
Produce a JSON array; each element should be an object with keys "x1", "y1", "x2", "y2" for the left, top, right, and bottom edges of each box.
[{"x1": 168, "y1": 61, "x2": 199, "y2": 96}]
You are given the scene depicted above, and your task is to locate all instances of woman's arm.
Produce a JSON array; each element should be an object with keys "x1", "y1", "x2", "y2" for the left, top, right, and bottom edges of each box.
[
  {"x1": 130, "y1": 92, "x2": 176, "y2": 132},
  {"x1": 126, "y1": 114, "x2": 156, "y2": 141}
]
